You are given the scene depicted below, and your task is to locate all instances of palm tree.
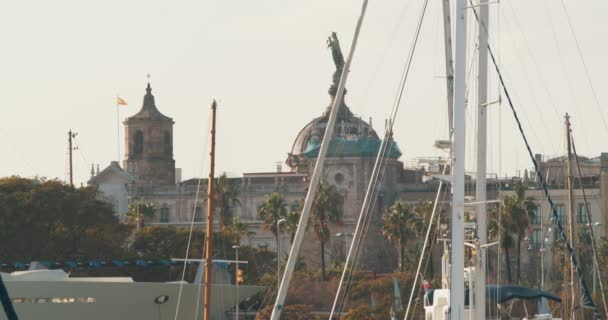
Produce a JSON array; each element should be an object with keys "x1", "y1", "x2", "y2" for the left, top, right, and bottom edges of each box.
[
  {"x1": 226, "y1": 217, "x2": 254, "y2": 245},
  {"x1": 488, "y1": 205, "x2": 516, "y2": 282},
  {"x1": 381, "y1": 201, "x2": 415, "y2": 272},
  {"x1": 258, "y1": 192, "x2": 288, "y2": 247},
  {"x1": 310, "y1": 182, "x2": 343, "y2": 280},
  {"x1": 285, "y1": 209, "x2": 301, "y2": 244},
  {"x1": 214, "y1": 173, "x2": 241, "y2": 231},
  {"x1": 504, "y1": 181, "x2": 536, "y2": 283}
]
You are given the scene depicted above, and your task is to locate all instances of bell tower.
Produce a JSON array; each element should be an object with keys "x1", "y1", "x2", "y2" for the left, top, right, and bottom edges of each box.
[{"x1": 123, "y1": 82, "x2": 175, "y2": 186}]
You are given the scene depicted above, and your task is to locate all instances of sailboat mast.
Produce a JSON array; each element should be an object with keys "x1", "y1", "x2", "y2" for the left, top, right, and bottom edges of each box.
[
  {"x1": 441, "y1": 0, "x2": 454, "y2": 134},
  {"x1": 475, "y1": 0, "x2": 489, "y2": 318},
  {"x1": 269, "y1": 3, "x2": 369, "y2": 320},
  {"x1": 565, "y1": 113, "x2": 583, "y2": 320},
  {"x1": 203, "y1": 100, "x2": 217, "y2": 320},
  {"x1": 451, "y1": 0, "x2": 468, "y2": 318}
]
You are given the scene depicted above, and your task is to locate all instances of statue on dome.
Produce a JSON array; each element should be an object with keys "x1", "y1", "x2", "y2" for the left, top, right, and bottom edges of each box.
[{"x1": 327, "y1": 32, "x2": 345, "y2": 96}]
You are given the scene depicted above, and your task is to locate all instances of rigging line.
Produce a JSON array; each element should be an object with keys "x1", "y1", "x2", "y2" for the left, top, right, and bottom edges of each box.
[
  {"x1": 332, "y1": 0, "x2": 431, "y2": 315},
  {"x1": 273, "y1": 1, "x2": 369, "y2": 318},
  {"x1": 473, "y1": 5, "x2": 602, "y2": 316},
  {"x1": 541, "y1": 0, "x2": 593, "y2": 153},
  {"x1": 504, "y1": 0, "x2": 561, "y2": 124},
  {"x1": 359, "y1": 0, "x2": 414, "y2": 109},
  {"x1": 333, "y1": 127, "x2": 392, "y2": 317},
  {"x1": 173, "y1": 107, "x2": 211, "y2": 320},
  {"x1": 558, "y1": 0, "x2": 608, "y2": 135},
  {"x1": 336, "y1": 125, "x2": 398, "y2": 316},
  {"x1": 403, "y1": 169, "x2": 447, "y2": 320},
  {"x1": 570, "y1": 133, "x2": 608, "y2": 318},
  {"x1": 498, "y1": 5, "x2": 560, "y2": 155},
  {"x1": 387, "y1": 0, "x2": 430, "y2": 125}
]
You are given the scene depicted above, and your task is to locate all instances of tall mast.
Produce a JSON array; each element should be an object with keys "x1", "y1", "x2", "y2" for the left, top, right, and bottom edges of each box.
[
  {"x1": 451, "y1": 0, "x2": 468, "y2": 319},
  {"x1": 203, "y1": 100, "x2": 217, "y2": 320},
  {"x1": 565, "y1": 113, "x2": 582, "y2": 320},
  {"x1": 269, "y1": 2, "x2": 369, "y2": 319},
  {"x1": 441, "y1": 0, "x2": 454, "y2": 133},
  {"x1": 474, "y1": 0, "x2": 489, "y2": 318}
]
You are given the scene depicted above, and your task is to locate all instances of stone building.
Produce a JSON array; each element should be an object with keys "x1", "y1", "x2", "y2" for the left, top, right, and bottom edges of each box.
[
  {"x1": 500, "y1": 154, "x2": 608, "y2": 288},
  {"x1": 88, "y1": 34, "x2": 450, "y2": 272},
  {"x1": 123, "y1": 83, "x2": 176, "y2": 187},
  {"x1": 89, "y1": 72, "x2": 443, "y2": 272}
]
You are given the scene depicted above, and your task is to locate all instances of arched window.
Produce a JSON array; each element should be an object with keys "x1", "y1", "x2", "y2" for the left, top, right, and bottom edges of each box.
[
  {"x1": 134, "y1": 131, "x2": 144, "y2": 155},
  {"x1": 164, "y1": 132, "x2": 172, "y2": 155}
]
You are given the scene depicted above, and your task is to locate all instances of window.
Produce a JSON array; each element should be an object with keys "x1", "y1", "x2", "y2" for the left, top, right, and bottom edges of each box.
[
  {"x1": 578, "y1": 204, "x2": 588, "y2": 224},
  {"x1": 531, "y1": 206, "x2": 541, "y2": 225},
  {"x1": 554, "y1": 205, "x2": 565, "y2": 224},
  {"x1": 160, "y1": 208, "x2": 170, "y2": 223},
  {"x1": 134, "y1": 130, "x2": 144, "y2": 154},
  {"x1": 531, "y1": 229, "x2": 542, "y2": 248},
  {"x1": 194, "y1": 206, "x2": 203, "y2": 222},
  {"x1": 164, "y1": 132, "x2": 172, "y2": 155}
]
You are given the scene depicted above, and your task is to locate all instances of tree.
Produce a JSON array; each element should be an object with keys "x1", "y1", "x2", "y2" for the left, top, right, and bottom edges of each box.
[
  {"x1": 503, "y1": 181, "x2": 536, "y2": 283},
  {"x1": 215, "y1": 173, "x2": 241, "y2": 231},
  {"x1": 310, "y1": 182, "x2": 343, "y2": 281},
  {"x1": 126, "y1": 201, "x2": 155, "y2": 230},
  {"x1": 226, "y1": 216, "x2": 255, "y2": 245},
  {"x1": 285, "y1": 203, "x2": 302, "y2": 243},
  {"x1": 382, "y1": 201, "x2": 416, "y2": 272},
  {"x1": 258, "y1": 193, "x2": 288, "y2": 247},
  {"x1": 0, "y1": 176, "x2": 130, "y2": 261},
  {"x1": 131, "y1": 226, "x2": 204, "y2": 259},
  {"x1": 488, "y1": 203, "x2": 516, "y2": 283}
]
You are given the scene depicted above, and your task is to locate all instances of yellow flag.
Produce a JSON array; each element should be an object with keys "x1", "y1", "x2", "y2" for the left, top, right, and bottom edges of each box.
[{"x1": 117, "y1": 97, "x2": 128, "y2": 106}]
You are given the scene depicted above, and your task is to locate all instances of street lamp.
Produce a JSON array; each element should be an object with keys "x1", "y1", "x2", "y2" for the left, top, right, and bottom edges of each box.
[
  {"x1": 232, "y1": 245, "x2": 240, "y2": 320},
  {"x1": 277, "y1": 218, "x2": 287, "y2": 291},
  {"x1": 335, "y1": 232, "x2": 354, "y2": 261}
]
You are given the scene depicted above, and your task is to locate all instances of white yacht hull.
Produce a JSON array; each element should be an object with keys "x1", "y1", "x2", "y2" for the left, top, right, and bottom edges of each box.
[{"x1": 1, "y1": 271, "x2": 262, "y2": 320}]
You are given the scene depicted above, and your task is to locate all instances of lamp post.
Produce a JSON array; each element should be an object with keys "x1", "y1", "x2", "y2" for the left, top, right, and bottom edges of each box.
[
  {"x1": 277, "y1": 219, "x2": 287, "y2": 291},
  {"x1": 233, "y1": 245, "x2": 240, "y2": 320},
  {"x1": 335, "y1": 232, "x2": 353, "y2": 261}
]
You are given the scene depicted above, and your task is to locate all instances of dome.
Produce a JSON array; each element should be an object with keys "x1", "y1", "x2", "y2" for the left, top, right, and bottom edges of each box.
[{"x1": 287, "y1": 99, "x2": 401, "y2": 169}]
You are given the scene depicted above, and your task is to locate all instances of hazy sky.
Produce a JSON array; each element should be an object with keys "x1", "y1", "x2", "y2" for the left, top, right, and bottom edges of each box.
[{"x1": 2, "y1": 0, "x2": 607, "y2": 186}]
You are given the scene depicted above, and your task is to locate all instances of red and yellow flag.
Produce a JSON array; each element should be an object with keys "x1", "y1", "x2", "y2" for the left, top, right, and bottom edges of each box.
[{"x1": 117, "y1": 97, "x2": 128, "y2": 106}]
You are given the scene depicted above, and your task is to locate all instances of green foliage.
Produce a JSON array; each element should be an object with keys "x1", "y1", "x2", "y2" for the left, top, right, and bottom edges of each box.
[
  {"x1": 0, "y1": 176, "x2": 131, "y2": 261},
  {"x1": 490, "y1": 181, "x2": 536, "y2": 283},
  {"x1": 131, "y1": 226, "x2": 204, "y2": 259},
  {"x1": 126, "y1": 201, "x2": 155, "y2": 224},
  {"x1": 214, "y1": 172, "x2": 241, "y2": 230},
  {"x1": 381, "y1": 201, "x2": 430, "y2": 272},
  {"x1": 225, "y1": 216, "x2": 254, "y2": 245},
  {"x1": 310, "y1": 182, "x2": 343, "y2": 281},
  {"x1": 258, "y1": 192, "x2": 288, "y2": 239}
]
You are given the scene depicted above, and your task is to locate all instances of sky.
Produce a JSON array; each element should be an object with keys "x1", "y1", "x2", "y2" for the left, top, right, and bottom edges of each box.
[{"x1": 1, "y1": 0, "x2": 608, "y2": 186}]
